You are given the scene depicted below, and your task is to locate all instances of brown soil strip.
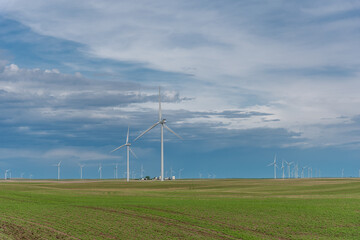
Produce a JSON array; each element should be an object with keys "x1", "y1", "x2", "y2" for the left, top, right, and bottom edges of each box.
[
  {"x1": 0, "y1": 220, "x2": 43, "y2": 240},
  {"x1": 1, "y1": 216, "x2": 80, "y2": 240}
]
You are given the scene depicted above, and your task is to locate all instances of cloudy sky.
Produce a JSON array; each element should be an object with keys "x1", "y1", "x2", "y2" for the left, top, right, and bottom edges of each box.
[{"x1": 0, "y1": 0, "x2": 359, "y2": 179}]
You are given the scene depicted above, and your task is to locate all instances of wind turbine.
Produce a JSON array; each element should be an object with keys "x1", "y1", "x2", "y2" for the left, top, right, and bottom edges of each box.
[
  {"x1": 281, "y1": 160, "x2": 285, "y2": 179},
  {"x1": 79, "y1": 164, "x2": 85, "y2": 180},
  {"x1": 54, "y1": 161, "x2": 61, "y2": 180},
  {"x1": 341, "y1": 168, "x2": 344, "y2": 178},
  {"x1": 267, "y1": 154, "x2": 278, "y2": 179},
  {"x1": 285, "y1": 161, "x2": 293, "y2": 179},
  {"x1": 178, "y1": 168, "x2": 184, "y2": 179},
  {"x1": 295, "y1": 163, "x2": 299, "y2": 178},
  {"x1": 140, "y1": 164, "x2": 145, "y2": 179},
  {"x1": 111, "y1": 126, "x2": 137, "y2": 182},
  {"x1": 98, "y1": 164, "x2": 102, "y2": 179},
  {"x1": 114, "y1": 163, "x2": 118, "y2": 179},
  {"x1": 134, "y1": 87, "x2": 182, "y2": 181},
  {"x1": 5, "y1": 169, "x2": 10, "y2": 180},
  {"x1": 301, "y1": 166, "x2": 307, "y2": 178}
]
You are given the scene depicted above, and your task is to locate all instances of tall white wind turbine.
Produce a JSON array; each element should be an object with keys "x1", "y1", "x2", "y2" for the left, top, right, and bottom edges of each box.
[
  {"x1": 98, "y1": 164, "x2": 102, "y2": 179},
  {"x1": 5, "y1": 169, "x2": 10, "y2": 180},
  {"x1": 295, "y1": 163, "x2": 299, "y2": 178},
  {"x1": 178, "y1": 168, "x2": 184, "y2": 179},
  {"x1": 114, "y1": 163, "x2": 118, "y2": 179},
  {"x1": 281, "y1": 160, "x2": 285, "y2": 179},
  {"x1": 55, "y1": 161, "x2": 61, "y2": 180},
  {"x1": 285, "y1": 161, "x2": 293, "y2": 179},
  {"x1": 111, "y1": 126, "x2": 137, "y2": 182},
  {"x1": 301, "y1": 166, "x2": 307, "y2": 178},
  {"x1": 134, "y1": 87, "x2": 182, "y2": 181},
  {"x1": 79, "y1": 164, "x2": 85, "y2": 180},
  {"x1": 267, "y1": 154, "x2": 278, "y2": 179},
  {"x1": 140, "y1": 164, "x2": 144, "y2": 179}
]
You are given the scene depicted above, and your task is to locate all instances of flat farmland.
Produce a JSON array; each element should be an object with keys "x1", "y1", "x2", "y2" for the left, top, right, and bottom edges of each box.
[{"x1": 0, "y1": 178, "x2": 359, "y2": 239}]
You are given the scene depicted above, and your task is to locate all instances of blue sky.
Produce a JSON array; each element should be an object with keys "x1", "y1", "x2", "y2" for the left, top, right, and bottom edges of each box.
[{"x1": 0, "y1": 0, "x2": 359, "y2": 179}]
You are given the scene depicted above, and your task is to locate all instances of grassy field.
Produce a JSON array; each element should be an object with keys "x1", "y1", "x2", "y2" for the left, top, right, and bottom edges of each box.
[{"x1": 0, "y1": 178, "x2": 359, "y2": 239}]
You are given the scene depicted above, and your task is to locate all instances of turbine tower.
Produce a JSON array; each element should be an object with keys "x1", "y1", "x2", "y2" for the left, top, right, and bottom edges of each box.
[
  {"x1": 267, "y1": 154, "x2": 278, "y2": 179},
  {"x1": 301, "y1": 166, "x2": 307, "y2": 178},
  {"x1": 79, "y1": 164, "x2": 85, "y2": 180},
  {"x1": 114, "y1": 163, "x2": 118, "y2": 179},
  {"x1": 111, "y1": 126, "x2": 137, "y2": 182},
  {"x1": 178, "y1": 168, "x2": 184, "y2": 179},
  {"x1": 140, "y1": 164, "x2": 144, "y2": 179},
  {"x1": 98, "y1": 164, "x2": 102, "y2": 179},
  {"x1": 5, "y1": 169, "x2": 10, "y2": 180},
  {"x1": 285, "y1": 161, "x2": 293, "y2": 179},
  {"x1": 134, "y1": 87, "x2": 182, "y2": 181},
  {"x1": 55, "y1": 161, "x2": 61, "y2": 180},
  {"x1": 281, "y1": 160, "x2": 285, "y2": 179}
]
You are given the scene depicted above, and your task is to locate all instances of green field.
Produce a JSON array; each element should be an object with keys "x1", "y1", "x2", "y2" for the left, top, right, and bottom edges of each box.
[{"x1": 0, "y1": 178, "x2": 359, "y2": 239}]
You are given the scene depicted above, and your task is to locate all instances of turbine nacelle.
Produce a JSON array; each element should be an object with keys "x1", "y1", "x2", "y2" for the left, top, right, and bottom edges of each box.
[{"x1": 160, "y1": 119, "x2": 167, "y2": 124}]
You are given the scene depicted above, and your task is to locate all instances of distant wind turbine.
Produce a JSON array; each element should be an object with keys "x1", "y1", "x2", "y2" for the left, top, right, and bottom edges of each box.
[
  {"x1": 178, "y1": 168, "x2": 184, "y2": 179},
  {"x1": 267, "y1": 154, "x2": 278, "y2": 179},
  {"x1": 341, "y1": 168, "x2": 344, "y2": 178},
  {"x1": 5, "y1": 169, "x2": 10, "y2": 180},
  {"x1": 281, "y1": 160, "x2": 285, "y2": 179},
  {"x1": 301, "y1": 166, "x2": 307, "y2": 178},
  {"x1": 114, "y1": 163, "x2": 118, "y2": 179},
  {"x1": 140, "y1": 164, "x2": 144, "y2": 179},
  {"x1": 295, "y1": 163, "x2": 299, "y2": 178},
  {"x1": 285, "y1": 161, "x2": 293, "y2": 179},
  {"x1": 111, "y1": 126, "x2": 137, "y2": 182},
  {"x1": 134, "y1": 87, "x2": 182, "y2": 181},
  {"x1": 98, "y1": 164, "x2": 102, "y2": 179},
  {"x1": 79, "y1": 164, "x2": 85, "y2": 180},
  {"x1": 53, "y1": 161, "x2": 61, "y2": 180}
]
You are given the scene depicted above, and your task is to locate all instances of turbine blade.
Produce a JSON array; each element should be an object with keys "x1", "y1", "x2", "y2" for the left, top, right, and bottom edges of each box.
[
  {"x1": 134, "y1": 122, "x2": 160, "y2": 142},
  {"x1": 111, "y1": 144, "x2": 126, "y2": 152},
  {"x1": 267, "y1": 162, "x2": 274, "y2": 167},
  {"x1": 126, "y1": 126, "x2": 129, "y2": 144},
  {"x1": 163, "y1": 124, "x2": 183, "y2": 140},
  {"x1": 159, "y1": 86, "x2": 162, "y2": 121},
  {"x1": 129, "y1": 147, "x2": 137, "y2": 159}
]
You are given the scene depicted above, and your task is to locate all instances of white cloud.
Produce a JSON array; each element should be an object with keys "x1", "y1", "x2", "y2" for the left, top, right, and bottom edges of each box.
[{"x1": 0, "y1": 1, "x2": 360, "y2": 148}]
